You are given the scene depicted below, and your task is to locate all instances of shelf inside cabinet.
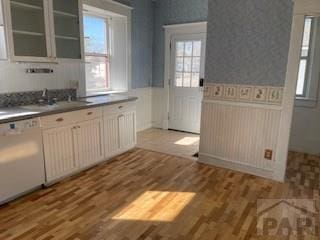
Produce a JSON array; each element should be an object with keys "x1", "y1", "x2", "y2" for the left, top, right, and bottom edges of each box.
[
  {"x1": 11, "y1": 1, "x2": 43, "y2": 11},
  {"x1": 13, "y1": 29, "x2": 44, "y2": 36},
  {"x1": 53, "y1": 10, "x2": 78, "y2": 18},
  {"x1": 55, "y1": 35, "x2": 79, "y2": 40}
]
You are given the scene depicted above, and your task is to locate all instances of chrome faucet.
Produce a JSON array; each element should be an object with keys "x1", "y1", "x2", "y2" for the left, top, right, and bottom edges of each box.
[
  {"x1": 42, "y1": 88, "x2": 48, "y2": 99},
  {"x1": 38, "y1": 88, "x2": 49, "y2": 105}
]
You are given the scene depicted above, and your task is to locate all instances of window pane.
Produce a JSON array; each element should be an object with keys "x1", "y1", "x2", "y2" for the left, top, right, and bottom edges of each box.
[
  {"x1": 193, "y1": 41, "x2": 201, "y2": 57},
  {"x1": 85, "y1": 56, "x2": 109, "y2": 92},
  {"x1": 301, "y1": 18, "x2": 312, "y2": 57},
  {"x1": 175, "y1": 72, "x2": 183, "y2": 87},
  {"x1": 191, "y1": 73, "x2": 199, "y2": 87},
  {"x1": 176, "y1": 42, "x2": 184, "y2": 57},
  {"x1": 184, "y1": 57, "x2": 192, "y2": 72},
  {"x1": 192, "y1": 57, "x2": 200, "y2": 73},
  {"x1": 184, "y1": 42, "x2": 193, "y2": 57},
  {"x1": 84, "y1": 15, "x2": 107, "y2": 54},
  {"x1": 296, "y1": 59, "x2": 307, "y2": 95},
  {"x1": 176, "y1": 57, "x2": 183, "y2": 72},
  {"x1": 183, "y1": 73, "x2": 191, "y2": 87}
]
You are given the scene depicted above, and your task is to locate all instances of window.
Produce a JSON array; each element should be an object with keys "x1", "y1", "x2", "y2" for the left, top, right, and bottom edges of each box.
[
  {"x1": 175, "y1": 41, "x2": 202, "y2": 88},
  {"x1": 0, "y1": 0, "x2": 7, "y2": 59},
  {"x1": 84, "y1": 14, "x2": 110, "y2": 93},
  {"x1": 296, "y1": 17, "x2": 314, "y2": 96}
]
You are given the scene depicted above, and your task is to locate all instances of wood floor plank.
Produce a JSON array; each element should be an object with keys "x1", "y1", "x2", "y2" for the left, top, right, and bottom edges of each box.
[{"x1": 0, "y1": 149, "x2": 319, "y2": 239}]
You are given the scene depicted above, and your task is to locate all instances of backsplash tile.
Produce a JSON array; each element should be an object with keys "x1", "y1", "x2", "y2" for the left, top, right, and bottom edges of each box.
[{"x1": 0, "y1": 89, "x2": 77, "y2": 107}]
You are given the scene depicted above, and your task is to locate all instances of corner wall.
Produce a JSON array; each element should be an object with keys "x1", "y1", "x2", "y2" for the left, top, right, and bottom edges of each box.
[{"x1": 199, "y1": 0, "x2": 294, "y2": 180}]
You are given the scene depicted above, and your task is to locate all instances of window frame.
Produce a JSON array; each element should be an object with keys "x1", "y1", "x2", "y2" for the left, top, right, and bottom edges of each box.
[
  {"x1": 83, "y1": 12, "x2": 111, "y2": 94},
  {"x1": 296, "y1": 16, "x2": 315, "y2": 98}
]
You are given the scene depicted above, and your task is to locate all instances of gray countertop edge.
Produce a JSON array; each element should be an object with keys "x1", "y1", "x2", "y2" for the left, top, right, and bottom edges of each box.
[{"x1": 0, "y1": 96, "x2": 138, "y2": 124}]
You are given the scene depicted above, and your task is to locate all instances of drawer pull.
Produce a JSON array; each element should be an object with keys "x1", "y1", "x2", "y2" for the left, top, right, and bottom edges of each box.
[
  {"x1": 87, "y1": 112, "x2": 93, "y2": 116},
  {"x1": 118, "y1": 106, "x2": 123, "y2": 109},
  {"x1": 56, "y1": 118, "x2": 64, "y2": 122}
]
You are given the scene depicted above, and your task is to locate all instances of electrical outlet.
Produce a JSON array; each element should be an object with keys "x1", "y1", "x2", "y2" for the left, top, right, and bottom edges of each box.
[{"x1": 264, "y1": 149, "x2": 273, "y2": 160}]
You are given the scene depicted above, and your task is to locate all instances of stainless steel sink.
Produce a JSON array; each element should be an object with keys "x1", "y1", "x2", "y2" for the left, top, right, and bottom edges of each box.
[{"x1": 21, "y1": 100, "x2": 92, "y2": 112}]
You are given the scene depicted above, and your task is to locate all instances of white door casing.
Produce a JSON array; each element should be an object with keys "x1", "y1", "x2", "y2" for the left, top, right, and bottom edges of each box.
[{"x1": 164, "y1": 22, "x2": 207, "y2": 133}]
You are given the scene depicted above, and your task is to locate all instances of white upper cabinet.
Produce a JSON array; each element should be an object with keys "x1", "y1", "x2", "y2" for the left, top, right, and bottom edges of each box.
[{"x1": 3, "y1": 0, "x2": 83, "y2": 62}]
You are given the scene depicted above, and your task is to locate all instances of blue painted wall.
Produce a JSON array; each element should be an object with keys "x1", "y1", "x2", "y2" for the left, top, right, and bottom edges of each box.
[
  {"x1": 152, "y1": 0, "x2": 208, "y2": 87},
  {"x1": 205, "y1": 0, "x2": 293, "y2": 86},
  {"x1": 131, "y1": 0, "x2": 154, "y2": 89}
]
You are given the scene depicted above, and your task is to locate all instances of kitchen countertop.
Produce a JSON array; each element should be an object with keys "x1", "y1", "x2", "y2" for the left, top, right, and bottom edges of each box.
[{"x1": 0, "y1": 94, "x2": 138, "y2": 124}]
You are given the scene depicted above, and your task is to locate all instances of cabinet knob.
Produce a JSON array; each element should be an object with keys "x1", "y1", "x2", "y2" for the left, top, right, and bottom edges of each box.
[
  {"x1": 118, "y1": 106, "x2": 123, "y2": 109},
  {"x1": 87, "y1": 112, "x2": 93, "y2": 116},
  {"x1": 56, "y1": 118, "x2": 64, "y2": 122}
]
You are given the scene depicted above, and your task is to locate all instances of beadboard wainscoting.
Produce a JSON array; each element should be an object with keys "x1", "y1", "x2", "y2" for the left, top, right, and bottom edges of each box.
[
  {"x1": 199, "y1": 90, "x2": 283, "y2": 179},
  {"x1": 128, "y1": 88, "x2": 153, "y2": 132}
]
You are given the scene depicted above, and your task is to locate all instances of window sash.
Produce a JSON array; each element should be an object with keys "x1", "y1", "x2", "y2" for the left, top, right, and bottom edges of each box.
[
  {"x1": 296, "y1": 17, "x2": 315, "y2": 97},
  {"x1": 84, "y1": 12, "x2": 111, "y2": 93}
]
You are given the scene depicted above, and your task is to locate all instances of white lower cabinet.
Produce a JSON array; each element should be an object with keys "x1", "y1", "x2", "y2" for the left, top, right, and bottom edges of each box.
[
  {"x1": 119, "y1": 111, "x2": 136, "y2": 151},
  {"x1": 42, "y1": 103, "x2": 136, "y2": 183},
  {"x1": 104, "y1": 110, "x2": 136, "y2": 159},
  {"x1": 43, "y1": 125, "x2": 77, "y2": 182},
  {"x1": 73, "y1": 118, "x2": 104, "y2": 169}
]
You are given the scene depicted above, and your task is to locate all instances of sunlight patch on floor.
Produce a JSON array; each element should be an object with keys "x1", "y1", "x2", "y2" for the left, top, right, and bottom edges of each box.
[
  {"x1": 174, "y1": 137, "x2": 199, "y2": 146},
  {"x1": 112, "y1": 191, "x2": 195, "y2": 222}
]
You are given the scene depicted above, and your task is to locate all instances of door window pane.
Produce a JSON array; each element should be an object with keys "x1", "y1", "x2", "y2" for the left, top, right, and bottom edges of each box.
[
  {"x1": 192, "y1": 57, "x2": 200, "y2": 73},
  {"x1": 175, "y1": 72, "x2": 183, "y2": 87},
  {"x1": 174, "y1": 40, "x2": 202, "y2": 88},
  {"x1": 193, "y1": 41, "x2": 201, "y2": 57},
  {"x1": 183, "y1": 73, "x2": 191, "y2": 87},
  {"x1": 183, "y1": 57, "x2": 192, "y2": 72},
  {"x1": 176, "y1": 57, "x2": 183, "y2": 72},
  {"x1": 176, "y1": 42, "x2": 184, "y2": 57},
  {"x1": 184, "y1": 42, "x2": 193, "y2": 56},
  {"x1": 191, "y1": 73, "x2": 200, "y2": 87}
]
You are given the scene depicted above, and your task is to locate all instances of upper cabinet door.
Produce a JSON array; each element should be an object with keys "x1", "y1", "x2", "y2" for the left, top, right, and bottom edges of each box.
[
  {"x1": 51, "y1": 0, "x2": 82, "y2": 59},
  {"x1": 3, "y1": 0, "x2": 82, "y2": 62},
  {"x1": 5, "y1": 0, "x2": 52, "y2": 61}
]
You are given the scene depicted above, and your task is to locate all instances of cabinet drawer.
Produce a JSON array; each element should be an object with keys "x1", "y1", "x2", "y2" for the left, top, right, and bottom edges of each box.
[
  {"x1": 103, "y1": 102, "x2": 136, "y2": 115},
  {"x1": 73, "y1": 107, "x2": 102, "y2": 122},
  {"x1": 41, "y1": 107, "x2": 102, "y2": 129}
]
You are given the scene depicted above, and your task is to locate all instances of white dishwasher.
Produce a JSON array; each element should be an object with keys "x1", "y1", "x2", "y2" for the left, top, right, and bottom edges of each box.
[{"x1": 0, "y1": 118, "x2": 45, "y2": 204}]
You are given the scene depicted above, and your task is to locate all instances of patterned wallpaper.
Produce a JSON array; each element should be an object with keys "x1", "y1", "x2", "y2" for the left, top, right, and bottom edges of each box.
[
  {"x1": 152, "y1": 0, "x2": 208, "y2": 87},
  {"x1": 131, "y1": 0, "x2": 154, "y2": 89},
  {"x1": 205, "y1": 0, "x2": 293, "y2": 86}
]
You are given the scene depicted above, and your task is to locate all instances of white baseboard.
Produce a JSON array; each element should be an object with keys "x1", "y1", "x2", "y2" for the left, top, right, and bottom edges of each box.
[
  {"x1": 198, "y1": 152, "x2": 274, "y2": 180},
  {"x1": 137, "y1": 123, "x2": 152, "y2": 132}
]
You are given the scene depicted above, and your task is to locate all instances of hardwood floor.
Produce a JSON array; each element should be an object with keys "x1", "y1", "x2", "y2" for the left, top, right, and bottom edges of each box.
[
  {"x1": 0, "y1": 149, "x2": 319, "y2": 240},
  {"x1": 137, "y1": 128, "x2": 199, "y2": 159}
]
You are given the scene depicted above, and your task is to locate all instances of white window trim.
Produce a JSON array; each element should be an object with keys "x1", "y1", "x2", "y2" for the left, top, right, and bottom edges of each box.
[
  {"x1": 81, "y1": 1, "x2": 131, "y2": 97},
  {"x1": 295, "y1": 16, "x2": 320, "y2": 107}
]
